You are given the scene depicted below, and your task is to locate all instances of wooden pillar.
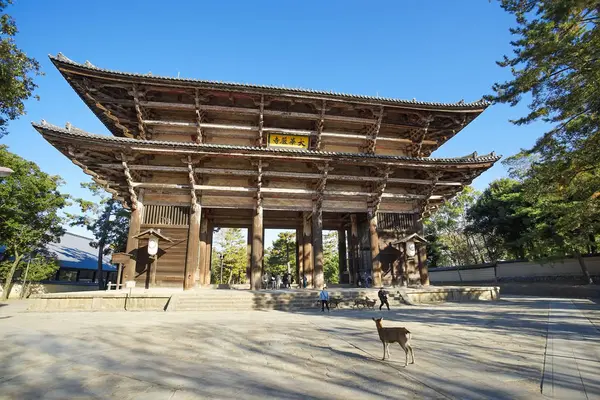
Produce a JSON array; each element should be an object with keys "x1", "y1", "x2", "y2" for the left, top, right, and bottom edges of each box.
[
  {"x1": 184, "y1": 203, "x2": 201, "y2": 290},
  {"x1": 418, "y1": 243, "x2": 430, "y2": 286},
  {"x1": 247, "y1": 226, "x2": 252, "y2": 284},
  {"x1": 251, "y1": 205, "x2": 264, "y2": 290},
  {"x1": 312, "y1": 202, "x2": 324, "y2": 289},
  {"x1": 150, "y1": 257, "x2": 158, "y2": 286},
  {"x1": 204, "y1": 222, "x2": 213, "y2": 285},
  {"x1": 350, "y1": 214, "x2": 359, "y2": 284},
  {"x1": 124, "y1": 201, "x2": 143, "y2": 282},
  {"x1": 198, "y1": 215, "x2": 208, "y2": 285},
  {"x1": 369, "y1": 211, "x2": 382, "y2": 287},
  {"x1": 338, "y1": 229, "x2": 347, "y2": 283},
  {"x1": 296, "y1": 225, "x2": 303, "y2": 286},
  {"x1": 302, "y1": 212, "x2": 313, "y2": 288}
]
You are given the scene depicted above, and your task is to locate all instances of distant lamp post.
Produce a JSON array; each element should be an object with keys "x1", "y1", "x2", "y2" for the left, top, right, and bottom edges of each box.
[
  {"x1": 0, "y1": 167, "x2": 13, "y2": 177},
  {"x1": 219, "y1": 253, "x2": 225, "y2": 284}
]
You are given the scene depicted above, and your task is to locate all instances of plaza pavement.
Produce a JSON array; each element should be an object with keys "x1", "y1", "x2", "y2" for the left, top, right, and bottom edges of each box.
[{"x1": 0, "y1": 296, "x2": 598, "y2": 399}]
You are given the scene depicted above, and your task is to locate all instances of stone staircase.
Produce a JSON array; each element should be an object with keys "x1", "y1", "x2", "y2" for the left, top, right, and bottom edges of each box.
[{"x1": 166, "y1": 289, "x2": 384, "y2": 312}]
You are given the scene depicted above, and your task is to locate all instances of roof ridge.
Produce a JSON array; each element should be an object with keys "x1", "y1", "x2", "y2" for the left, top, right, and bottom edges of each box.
[
  {"x1": 50, "y1": 53, "x2": 491, "y2": 109},
  {"x1": 32, "y1": 120, "x2": 502, "y2": 164}
]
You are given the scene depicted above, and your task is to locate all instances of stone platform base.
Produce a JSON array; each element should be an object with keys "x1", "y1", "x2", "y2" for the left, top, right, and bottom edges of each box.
[{"x1": 27, "y1": 285, "x2": 499, "y2": 312}]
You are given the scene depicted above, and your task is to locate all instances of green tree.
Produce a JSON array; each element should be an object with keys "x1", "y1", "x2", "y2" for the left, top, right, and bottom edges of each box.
[
  {"x1": 425, "y1": 187, "x2": 487, "y2": 267},
  {"x1": 211, "y1": 228, "x2": 247, "y2": 284},
  {"x1": 264, "y1": 231, "x2": 296, "y2": 277},
  {"x1": 68, "y1": 182, "x2": 130, "y2": 289},
  {"x1": 0, "y1": 0, "x2": 42, "y2": 137},
  {"x1": 466, "y1": 178, "x2": 532, "y2": 260},
  {"x1": 490, "y1": 1, "x2": 600, "y2": 282},
  {"x1": 0, "y1": 145, "x2": 67, "y2": 299},
  {"x1": 323, "y1": 231, "x2": 340, "y2": 284}
]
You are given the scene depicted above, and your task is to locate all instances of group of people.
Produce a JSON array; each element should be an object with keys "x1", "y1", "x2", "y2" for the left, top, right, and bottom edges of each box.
[
  {"x1": 261, "y1": 272, "x2": 293, "y2": 289},
  {"x1": 318, "y1": 286, "x2": 390, "y2": 312}
]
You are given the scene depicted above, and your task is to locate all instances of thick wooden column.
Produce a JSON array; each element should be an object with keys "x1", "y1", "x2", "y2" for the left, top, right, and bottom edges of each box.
[
  {"x1": 302, "y1": 212, "x2": 313, "y2": 287},
  {"x1": 203, "y1": 222, "x2": 213, "y2": 285},
  {"x1": 124, "y1": 201, "x2": 143, "y2": 282},
  {"x1": 369, "y1": 211, "x2": 382, "y2": 287},
  {"x1": 251, "y1": 205, "x2": 264, "y2": 290},
  {"x1": 247, "y1": 226, "x2": 252, "y2": 284},
  {"x1": 417, "y1": 243, "x2": 430, "y2": 286},
  {"x1": 184, "y1": 203, "x2": 201, "y2": 290},
  {"x1": 338, "y1": 229, "x2": 347, "y2": 283},
  {"x1": 350, "y1": 214, "x2": 359, "y2": 284},
  {"x1": 296, "y1": 226, "x2": 303, "y2": 286},
  {"x1": 312, "y1": 202, "x2": 324, "y2": 289},
  {"x1": 198, "y1": 215, "x2": 208, "y2": 285}
]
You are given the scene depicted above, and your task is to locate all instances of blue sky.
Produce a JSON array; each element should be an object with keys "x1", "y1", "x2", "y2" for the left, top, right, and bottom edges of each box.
[{"x1": 2, "y1": 0, "x2": 546, "y2": 246}]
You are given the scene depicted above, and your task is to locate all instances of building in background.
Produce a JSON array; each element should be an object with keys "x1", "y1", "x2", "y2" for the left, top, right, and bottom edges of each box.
[{"x1": 33, "y1": 53, "x2": 498, "y2": 290}]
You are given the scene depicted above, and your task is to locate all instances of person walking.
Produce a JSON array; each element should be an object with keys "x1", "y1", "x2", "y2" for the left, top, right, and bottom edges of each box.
[
  {"x1": 378, "y1": 287, "x2": 390, "y2": 311},
  {"x1": 319, "y1": 285, "x2": 330, "y2": 312}
]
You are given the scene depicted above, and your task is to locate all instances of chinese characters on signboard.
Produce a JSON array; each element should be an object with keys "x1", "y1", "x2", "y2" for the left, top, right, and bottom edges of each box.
[{"x1": 268, "y1": 133, "x2": 309, "y2": 149}]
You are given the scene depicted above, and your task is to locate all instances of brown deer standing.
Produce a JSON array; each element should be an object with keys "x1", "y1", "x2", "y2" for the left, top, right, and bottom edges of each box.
[{"x1": 372, "y1": 317, "x2": 415, "y2": 366}]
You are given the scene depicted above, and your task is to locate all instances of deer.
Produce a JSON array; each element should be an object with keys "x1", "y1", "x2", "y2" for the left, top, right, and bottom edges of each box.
[{"x1": 372, "y1": 317, "x2": 414, "y2": 366}]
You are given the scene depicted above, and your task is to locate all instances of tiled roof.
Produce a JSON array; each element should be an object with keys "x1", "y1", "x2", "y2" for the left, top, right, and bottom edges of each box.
[
  {"x1": 34, "y1": 232, "x2": 116, "y2": 271},
  {"x1": 51, "y1": 53, "x2": 490, "y2": 110},
  {"x1": 33, "y1": 121, "x2": 501, "y2": 165}
]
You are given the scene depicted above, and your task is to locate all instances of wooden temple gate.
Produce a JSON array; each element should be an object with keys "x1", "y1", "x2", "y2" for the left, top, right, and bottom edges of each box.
[{"x1": 33, "y1": 53, "x2": 499, "y2": 290}]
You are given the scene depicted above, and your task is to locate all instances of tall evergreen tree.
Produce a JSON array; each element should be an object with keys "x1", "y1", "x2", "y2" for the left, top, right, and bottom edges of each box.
[{"x1": 490, "y1": 0, "x2": 600, "y2": 282}]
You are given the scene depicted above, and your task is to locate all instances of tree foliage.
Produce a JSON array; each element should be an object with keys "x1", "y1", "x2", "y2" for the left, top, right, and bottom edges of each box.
[
  {"x1": 0, "y1": 145, "x2": 67, "y2": 299},
  {"x1": 486, "y1": 0, "x2": 600, "y2": 282},
  {"x1": 264, "y1": 231, "x2": 296, "y2": 277},
  {"x1": 466, "y1": 178, "x2": 533, "y2": 260},
  {"x1": 424, "y1": 187, "x2": 488, "y2": 267},
  {"x1": 211, "y1": 228, "x2": 247, "y2": 284},
  {"x1": 323, "y1": 231, "x2": 340, "y2": 285},
  {"x1": 0, "y1": 0, "x2": 42, "y2": 137},
  {"x1": 67, "y1": 182, "x2": 130, "y2": 289}
]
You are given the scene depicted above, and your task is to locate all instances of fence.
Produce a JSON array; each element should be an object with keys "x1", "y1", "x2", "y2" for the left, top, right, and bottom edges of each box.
[{"x1": 429, "y1": 255, "x2": 600, "y2": 283}]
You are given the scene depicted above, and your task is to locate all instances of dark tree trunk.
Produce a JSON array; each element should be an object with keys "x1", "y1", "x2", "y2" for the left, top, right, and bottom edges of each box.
[{"x1": 575, "y1": 250, "x2": 593, "y2": 284}]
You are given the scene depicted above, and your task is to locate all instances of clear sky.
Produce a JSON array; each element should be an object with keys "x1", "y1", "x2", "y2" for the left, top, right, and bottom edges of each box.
[{"x1": 2, "y1": 0, "x2": 547, "y2": 246}]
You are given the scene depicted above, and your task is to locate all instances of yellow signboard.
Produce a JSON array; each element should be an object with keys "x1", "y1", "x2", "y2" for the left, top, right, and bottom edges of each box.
[{"x1": 268, "y1": 133, "x2": 309, "y2": 149}]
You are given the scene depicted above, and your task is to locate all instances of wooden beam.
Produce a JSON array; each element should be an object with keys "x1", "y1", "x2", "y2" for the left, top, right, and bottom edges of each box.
[
  {"x1": 258, "y1": 95, "x2": 264, "y2": 147},
  {"x1": 314, "y1": 100, "x2": 325, "y2": 150},
  {"x1": 142, "y1": 119, "x2": 435, "y2": 145},
  {"x1": 124, "y1": 200, "x2": 143, "y2": 283},
  {"x1": 194, "y1": 89, "x2": 205, "y2": 143},
  {"x1": 97, "y1": 163, "x2": 465, "y2": 186},
  {"x1": 187, "y1": 158, "x2": 197, "y2": 206},
  {"x1": 370, "y1": 167, "x2": 390, "y2": 214},
  {"x1": 121, "y1": 156, "x2": 138, "y2": 210},
  {"x1": 366, "y1": 106, "x2": 384, "y2": 154},
  {"x1": 132, "y1": 84, "x2": 147, "y2": 140}
]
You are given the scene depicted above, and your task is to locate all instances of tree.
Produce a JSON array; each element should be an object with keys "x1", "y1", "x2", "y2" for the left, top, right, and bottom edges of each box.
[
  {"x1": 0, "y1": 255, "x2": 59, "y2": 298},
  {"x1": 424, "y1": 187, "x2": 487, "y2": 267},
  {"x1": 466, "y1": 178, "x2": 533, "y2": 260},
  {"x1": 0, "y1": 1, "x2": 42, "y2": 137},
  {"x1": 68, "y1": 182, "x2": 130, "y2": 289},
  {"x1": 490, "y1": 1, "x2": 600, "y2": 282},
  {"x1": 211, "y1": 228, "x2": 247, "y2": 284},
  {"x1": 323, "y1": 231, "x2": 340, "y2": 284},
  {"x1": 264, "y1": 231, "x2": 296, "y2": 277},
  {"x1": 0, "y1": 145, "x2": 67, "y2": 299}
]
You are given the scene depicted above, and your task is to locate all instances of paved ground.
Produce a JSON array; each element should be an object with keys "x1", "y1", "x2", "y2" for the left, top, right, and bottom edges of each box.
[{"x1": 0, "y1": 296, "x2": 598, "y2": 399}]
